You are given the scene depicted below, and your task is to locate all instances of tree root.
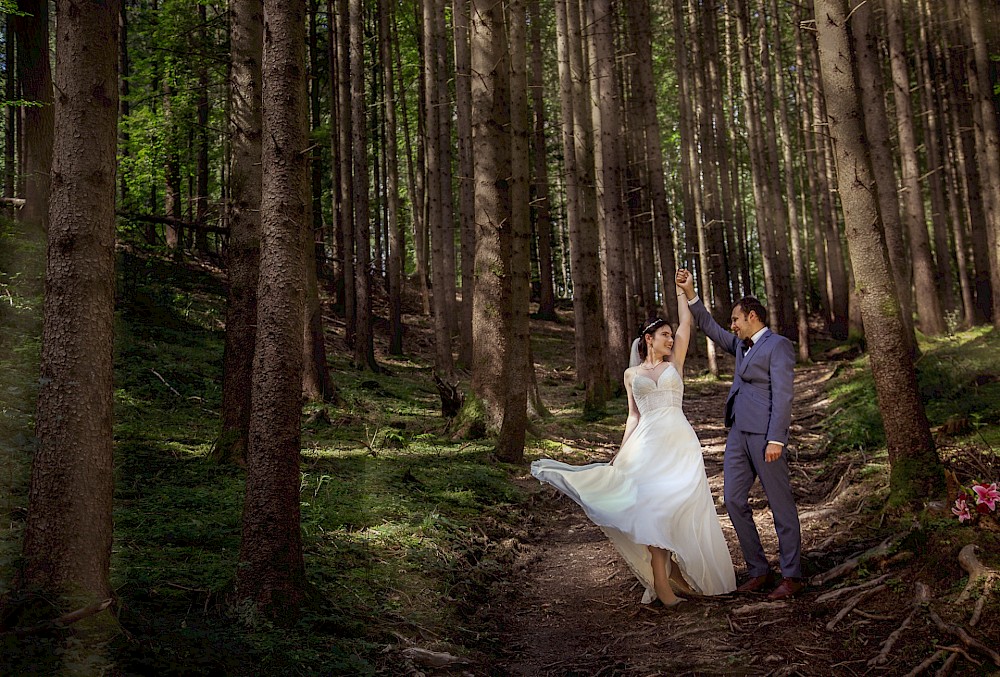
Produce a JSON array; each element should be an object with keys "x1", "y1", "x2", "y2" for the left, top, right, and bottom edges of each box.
[
  {"x1": 956, "y1": 544, "x2": 998, "y2": 604},
  {"x1": 927, "y1": 609, "x2": 1000, "y2": 666},
  {"x1": 826, "y1": 584, "x2": 886, "y2": 630},
  {"x1": 815, "y1": 573, "x2": 890, "y2": 604},
  {"x1": 810, "y1": 532, "x2": 907, "y2": 587},
  {"x1": 869, "y1": 582, "x2": 931, "y2": 667}
]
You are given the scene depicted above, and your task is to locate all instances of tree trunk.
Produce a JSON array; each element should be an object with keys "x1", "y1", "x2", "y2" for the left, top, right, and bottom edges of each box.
[
  {"x1": 454, "y1": 0, "x2": 477, "y2": 362},
  {"x1": 424, "y1": 0, "x2": 454, "y2": 378},
  {"x1": 216, "y1": 0, "x2": 263, "y2": 465},
  {"x1": 497, "y1": 0, "x2": 530, "y2": 463},
  {"x1": 335, "y1": 0, "x2": 356, "y2": 343},
  {"x1": 625, "y1": 0, "x2": 676, "y2": 325},
  {"x1": 592, "y1": 0, "x2": 629, "y2": 375},
  {"x1": 769, "y1": 0, "x2": 810, "y2": 359},
  {"x1": 12, "y1": 0, "x2": 54, "y2": 235},
  {"x1": 349, "y1": 0, "x2": 376, "y2": 371},
  {"x1": 382, "y1": 0, "x2": 404, "y2": 356},
  {"x1": 850, "y1": 0, "x2": 917, "y2": 354},
  {"x1": 235, "y1": 0, "x2": 308, "y2": 619},
  {"x1": 4, "y1": 16, "x2": 15, "y2": 204},
  {"x1": 886, "y1": 0, "x2": 946, "y2": 335},
  {"x1": 554, "y1": 0, "x2": 608, "y2": 414},
  {"x1": 814, "y1": 0, "x2": 944, "y2": 505},
  {"x1": 529, "y1": 0, "x2": 557, "y2": 322},
  {"x1": 19, "y1": 0, "x2": 119, "y2": 610},
  {"x1": 471, "y1": 0, "x2": 512, "y2": 434},
  {"x1": 965, "y1": 0, "x2": 1000, "y2": 328}
]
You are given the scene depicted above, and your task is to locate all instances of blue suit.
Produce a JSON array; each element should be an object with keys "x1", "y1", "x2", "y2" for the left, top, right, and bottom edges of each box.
[{"x1": 690, "y1": 299, "x2": 801, "y2": 579}]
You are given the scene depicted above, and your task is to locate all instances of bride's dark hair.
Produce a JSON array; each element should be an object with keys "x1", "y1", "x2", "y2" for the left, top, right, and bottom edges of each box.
[{"x1": 637, "y1": 317, "x2": 667, "y2": 361}]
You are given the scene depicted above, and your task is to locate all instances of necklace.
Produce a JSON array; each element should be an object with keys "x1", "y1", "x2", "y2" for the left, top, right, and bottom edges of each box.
[{"x1": 641, "y1": 359, "x2": 663, "y2": 370}]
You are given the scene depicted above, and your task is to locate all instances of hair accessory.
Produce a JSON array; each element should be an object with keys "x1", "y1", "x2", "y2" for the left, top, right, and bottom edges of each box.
[{"x1": 640, "y1": 318, "x2": 665, "y2": 336}]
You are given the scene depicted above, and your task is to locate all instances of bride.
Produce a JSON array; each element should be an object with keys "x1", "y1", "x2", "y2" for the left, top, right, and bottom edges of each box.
[{"x1": 531, "y1": 284, "x2": 736, "y2": 606}]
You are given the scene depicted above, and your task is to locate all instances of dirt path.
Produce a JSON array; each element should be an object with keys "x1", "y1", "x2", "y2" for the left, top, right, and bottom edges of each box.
[{"x1": 489, "y1": 361, "x2": 858, "y2": 676}]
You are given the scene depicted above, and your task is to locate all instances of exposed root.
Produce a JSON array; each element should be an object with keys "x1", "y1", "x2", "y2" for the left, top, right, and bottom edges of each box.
[
  {"x1": 825, "y1": 584, "x2": 886, "y2": 630},
  {"x1": 927, "y1": 608, "x2": 1000, "y2": 666},
  {"x1": 956, "y1": 544, "x2": 999, "y2": 604},
  {"x1": 810, "y1": 532, "x2": 908, "y2": 587},
  {"x1": 815, "y1": 573, "x2": 891, "y2": 604},
  {"x1": 869, "y1": 582, "x2": 931, "y2": 667}
]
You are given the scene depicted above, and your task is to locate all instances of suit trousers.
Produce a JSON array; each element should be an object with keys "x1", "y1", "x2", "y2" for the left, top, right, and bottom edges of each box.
[{"x1": 723, "y1": 429, "x2": 802, "y2": 578}]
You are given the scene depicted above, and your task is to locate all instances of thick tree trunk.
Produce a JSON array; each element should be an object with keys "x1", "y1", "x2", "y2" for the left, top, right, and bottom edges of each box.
[
  {"x1": 335, "y1": 0, "x2": 356, "y2": 344},
  {"x1": 19, "y1": 0, "x2": 119, "y2": 609},
  {"x1": 216, "y1": 0, "x2": 263, "y2": 465},
  {"x1": 471, "y1": 0, "x2": 512, "y2": 434},
  {"x1": 12, "y1": 0, "x2": 54, "y2": 235},
  {"x1": 814, "y1": 0, "x2": 944, "y2": 505},
  {"x1": 235, "y1": 0, "x2": 308, "y2": 619},
  {"x1": 850, "y1": 0, "x2": 916, "y2": 354},
  {"x1": 497, "y1": 0, "x2": 530, "y2": 463}
]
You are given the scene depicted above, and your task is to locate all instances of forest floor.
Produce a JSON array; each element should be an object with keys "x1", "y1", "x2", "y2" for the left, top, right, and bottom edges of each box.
[
  {"x1": 2, "y1": 242, "x2": 999, "y2": 676},
  {"x1": 465, "y1": 313, "x2": 1000, "y2": 677}
]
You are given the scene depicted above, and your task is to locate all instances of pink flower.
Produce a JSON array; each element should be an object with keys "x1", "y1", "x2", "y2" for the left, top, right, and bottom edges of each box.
[
  {"x1": 972, "y1": 483, "x2": 999, "y2": 511},
  {"x1": 953, "y1": 496, "x2": 972, "y2": 523}
]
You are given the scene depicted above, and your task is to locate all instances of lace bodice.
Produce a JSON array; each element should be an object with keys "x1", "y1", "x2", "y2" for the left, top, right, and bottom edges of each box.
[{"x1": 631, "y1": 364, "x2": 684, "y2": 414}]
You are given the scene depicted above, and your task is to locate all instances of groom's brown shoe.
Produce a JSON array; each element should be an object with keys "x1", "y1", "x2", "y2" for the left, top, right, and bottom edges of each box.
[
  {"x1": 735, "y1": 571, "x2": 778, "y2": 593},
  {"x1": 767, "y1": 578, "x2": 804, "y2": 600}
]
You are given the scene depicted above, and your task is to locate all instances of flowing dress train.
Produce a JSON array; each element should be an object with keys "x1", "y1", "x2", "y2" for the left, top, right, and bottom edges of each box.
[{"x1": 531, "y1": 364, "x2": 736, "y2": 602}]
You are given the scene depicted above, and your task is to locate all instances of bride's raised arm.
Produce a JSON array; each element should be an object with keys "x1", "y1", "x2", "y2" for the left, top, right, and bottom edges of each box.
[{"x1": 671, "y1": 283, "x2": 694, "y2": 374}]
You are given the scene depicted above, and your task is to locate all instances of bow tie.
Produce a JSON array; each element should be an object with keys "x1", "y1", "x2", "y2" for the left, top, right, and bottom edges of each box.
[{"x1": 743, "y1": 337, "x2": 754, "y2": 349}]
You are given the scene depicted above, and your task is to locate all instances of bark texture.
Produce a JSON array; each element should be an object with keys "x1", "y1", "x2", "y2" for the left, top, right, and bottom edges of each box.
[
  {"x1": 217, "y1": 0, "x2": 263, "y2": 465},
  {"x1": 814, "y1": 0, "x2": 944, "y2": 504},
  {"x1": 235, "y1": 0, "x2": 308, "y2": 618},
  {"x1": 20, "y1": 0, "x2": 120, "y2": 608}
]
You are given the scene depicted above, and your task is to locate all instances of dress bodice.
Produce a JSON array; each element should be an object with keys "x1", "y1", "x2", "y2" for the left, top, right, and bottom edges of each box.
[{"x1": 631, "y1": 364, "x2": 683, "y2": 415}]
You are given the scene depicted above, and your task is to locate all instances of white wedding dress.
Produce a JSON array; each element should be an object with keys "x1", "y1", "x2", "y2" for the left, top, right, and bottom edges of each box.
[{"x1": 531, "y1": 364, "x2": 736, "y2": 602}]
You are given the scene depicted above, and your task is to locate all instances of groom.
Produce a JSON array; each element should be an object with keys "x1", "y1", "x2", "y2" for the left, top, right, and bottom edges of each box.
[{"x1": 675, "y1": 269, "x2": 803, "y2": 600}]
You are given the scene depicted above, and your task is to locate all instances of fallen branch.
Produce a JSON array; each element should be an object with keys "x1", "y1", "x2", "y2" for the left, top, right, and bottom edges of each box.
[
  {"x1": 4, "y1": 598, "x2": 114, "y2": 637},
  {"x1": 0, "y1": 197, "x2": 25, "y2": 207},
  {"x1": 810, "y1": 532, "x2": 907, "y2": 587},
  {"x1": 151, "y1": 369, "x2": 183, "y2": 398},
  {"x1": 927, "y1": 608, "x2": 1000, "y2": 665},
  {"x1": 869, "y1": 582, "x2": 931, "y2": 667},
  {"x1": 826, "y1": 584, "x2": 886, "y2": 630},
  {"x1": 956, "y1": 544, "x2": 999, "y2": 604}
]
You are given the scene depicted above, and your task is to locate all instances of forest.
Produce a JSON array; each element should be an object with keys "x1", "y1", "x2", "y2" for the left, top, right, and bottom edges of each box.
[{"x1": 0, "y1": 0, "x2": 999, "y2": 674}]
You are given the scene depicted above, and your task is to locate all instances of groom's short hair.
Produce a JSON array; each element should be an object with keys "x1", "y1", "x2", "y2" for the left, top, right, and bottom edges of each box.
[{"x1": 735, "y1": 296, "x2": 767, "y2": 325}]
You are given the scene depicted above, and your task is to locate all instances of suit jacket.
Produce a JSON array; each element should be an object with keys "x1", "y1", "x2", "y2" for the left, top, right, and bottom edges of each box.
[{"x1": 690, "y1": 299, "x2": 794, "y2": 445}]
